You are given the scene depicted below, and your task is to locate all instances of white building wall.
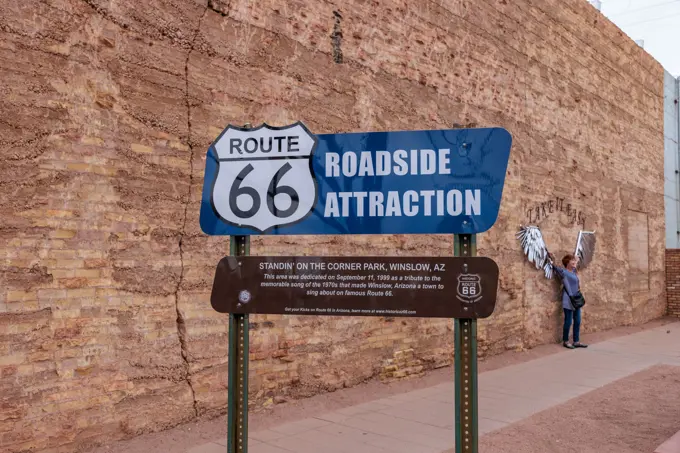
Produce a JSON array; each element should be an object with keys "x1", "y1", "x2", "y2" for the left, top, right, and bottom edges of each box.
[{"x1": 664, "y1": 71, "x2": 680, "y2": 248}]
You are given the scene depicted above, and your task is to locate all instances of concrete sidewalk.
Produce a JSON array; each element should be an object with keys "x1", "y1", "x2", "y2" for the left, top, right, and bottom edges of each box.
[{"x1": 190, "y1": 323, "x2": 680, "y2": 453}]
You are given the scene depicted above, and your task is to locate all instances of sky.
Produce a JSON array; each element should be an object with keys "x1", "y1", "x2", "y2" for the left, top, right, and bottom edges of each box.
[{"x1": 596, "y1": 0, "x2": 680, "y2": 76}]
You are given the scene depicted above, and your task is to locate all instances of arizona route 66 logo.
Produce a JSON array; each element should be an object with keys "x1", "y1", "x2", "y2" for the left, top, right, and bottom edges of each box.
[
  {"x1": 209, "y1": 122, "x2": 318, "y2": 233},
  {"x1": 456, "y1": 264, "x2": 483, "y2": 303}
]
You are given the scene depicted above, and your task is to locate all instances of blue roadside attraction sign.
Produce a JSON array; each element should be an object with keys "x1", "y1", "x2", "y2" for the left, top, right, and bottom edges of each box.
[
  {"x1": 199, "y1": 123, "x2": 512, "y2": 236},
  {"x1": 204, "y1": 121, "x2": 513, "y2": 453}
]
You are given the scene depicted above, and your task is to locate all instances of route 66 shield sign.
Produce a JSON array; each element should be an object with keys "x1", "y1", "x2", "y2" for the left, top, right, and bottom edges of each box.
[
  {"x1": 207, "y1": 123, "x2": 318, "y2": 233},
  {"x1": 456, "y1": 272, "x2": 482, "y2": 303}
]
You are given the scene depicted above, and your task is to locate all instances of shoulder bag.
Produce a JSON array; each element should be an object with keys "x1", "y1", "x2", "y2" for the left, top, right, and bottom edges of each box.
[
  {"x1": 563, "y1": 280, "x2": 586, "y2": 309},
  {"x1": 568, "y1": 290, "x2": 586, "y2": 309}
]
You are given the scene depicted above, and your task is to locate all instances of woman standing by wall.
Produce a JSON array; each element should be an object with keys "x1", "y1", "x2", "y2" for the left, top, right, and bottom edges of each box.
[{"x1": 548, "y1": 252, "x2": 588, "y2": 349}]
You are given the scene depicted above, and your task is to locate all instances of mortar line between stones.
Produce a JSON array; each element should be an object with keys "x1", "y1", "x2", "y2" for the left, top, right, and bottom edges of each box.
[{"x1": 175, "y1": 2, "x2": 210, "y2": 418}]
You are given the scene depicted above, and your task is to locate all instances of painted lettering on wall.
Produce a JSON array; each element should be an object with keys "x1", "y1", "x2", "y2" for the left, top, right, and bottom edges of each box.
[{"x1": 526, "y1": 197, "x2": 586, "y2": 227}]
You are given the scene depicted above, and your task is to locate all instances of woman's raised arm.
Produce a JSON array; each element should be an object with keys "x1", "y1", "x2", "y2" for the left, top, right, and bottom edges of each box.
[{"x1": 548, "y1": 253, "x2": 565, "y2": 279}]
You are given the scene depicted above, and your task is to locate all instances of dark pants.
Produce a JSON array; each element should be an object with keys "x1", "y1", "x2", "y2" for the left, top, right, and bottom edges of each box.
[{"x1": 563, "y1": 308, "x2": 581, "y2": 343}]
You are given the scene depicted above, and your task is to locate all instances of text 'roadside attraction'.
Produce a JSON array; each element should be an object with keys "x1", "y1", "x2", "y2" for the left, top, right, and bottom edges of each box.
[{"x1": 199, "y1": 122, "x2": 512, "y2": 236}]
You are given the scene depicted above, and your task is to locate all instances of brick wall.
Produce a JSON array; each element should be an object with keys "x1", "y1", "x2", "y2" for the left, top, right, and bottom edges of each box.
[
  {"x1": 667, "y1": 250, "x2": 680, "y2": 316},
  {"x1": 0, "y1": 0, "x2": 666, "y2": 452}
]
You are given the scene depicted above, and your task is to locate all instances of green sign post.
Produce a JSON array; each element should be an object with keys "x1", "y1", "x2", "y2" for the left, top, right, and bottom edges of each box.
[
  {"x1": 225, "y1": 123, "x2": 251, "y2": 453},
  {"x1": 454, "y1": 234, "x2": 478, "y2": 453},
  {"x1": 226, "y1": 234, "x2": 250, "y2": 453}
]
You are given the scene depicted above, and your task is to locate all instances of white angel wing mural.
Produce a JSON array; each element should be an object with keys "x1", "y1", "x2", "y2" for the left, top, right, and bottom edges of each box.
[
  {"x1": 517, "y1": 225, "x2": 596, "y2": 278},
  {"x1": 516, "y1": 225, "x2": 553, "y2": 279},
  {"x1": 574, "y1": 231, "x2": 596, "y2": 270}
]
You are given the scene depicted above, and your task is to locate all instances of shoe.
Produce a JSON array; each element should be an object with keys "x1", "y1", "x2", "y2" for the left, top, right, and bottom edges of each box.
[
  {"x1": 573, "y1": 342, "x2": 588, "y2": 348},
  {"x1": 563, "y1": 342, "x2": 575, "y2": 349}
]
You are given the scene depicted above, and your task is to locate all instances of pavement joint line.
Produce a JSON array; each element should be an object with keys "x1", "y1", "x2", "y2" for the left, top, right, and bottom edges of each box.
[
  {"x1": 480, "y1": 414, "x2": 520, "y2": 425},
  {"x1": 374, "y1": 409, "x2": 453, "y2": 429}
]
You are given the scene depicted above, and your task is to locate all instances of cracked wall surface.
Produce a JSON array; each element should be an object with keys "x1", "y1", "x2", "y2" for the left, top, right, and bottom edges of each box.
[{"x1": 0, "y1": 0, "x2": 666, "y2": 452}]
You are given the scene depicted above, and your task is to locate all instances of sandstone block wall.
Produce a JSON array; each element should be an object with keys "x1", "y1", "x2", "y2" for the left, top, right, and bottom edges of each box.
[{"x1": 0, "y1": 0, "x2": 665, "y2": 452}]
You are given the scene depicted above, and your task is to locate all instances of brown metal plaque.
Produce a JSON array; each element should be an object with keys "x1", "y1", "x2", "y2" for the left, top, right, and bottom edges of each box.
[{"x1": 210, "y1": 256, "x2": 499, "y2": 319}]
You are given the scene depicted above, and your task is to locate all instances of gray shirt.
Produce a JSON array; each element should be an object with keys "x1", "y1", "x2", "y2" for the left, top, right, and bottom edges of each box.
[{"x1": 552, "y1": 265, "x2": 580, "y2": 310}]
